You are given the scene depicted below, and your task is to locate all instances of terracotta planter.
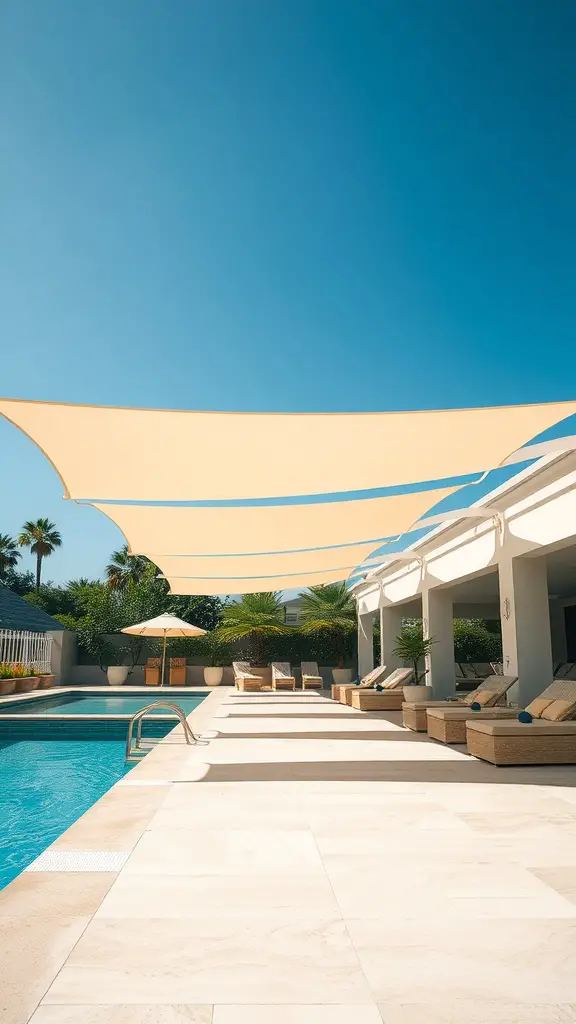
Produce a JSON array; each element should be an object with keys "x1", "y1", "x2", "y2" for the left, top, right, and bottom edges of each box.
[
  {"x1": 0, "y1": 679, "x2": 16, "y2": 696},
  {"x1": 38, "y1": 674, "x2": 55, "y2": 689},
  {"x1": 332, "y1": 668, "x2": 353, "y2": 685},
  {"x1": 107, "y1": 666, "x2": 129, "y2": 686},
  {"x1": 204, "y1": 666, "x2": 224, "y2": 686},
  {"x1": 13, "y1": 677, "x2": 39, "y2": 693}
]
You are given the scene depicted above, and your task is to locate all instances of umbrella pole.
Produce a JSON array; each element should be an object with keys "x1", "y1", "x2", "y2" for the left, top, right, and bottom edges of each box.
[{"x1": 160, "y1": 634, "x2": 167, "y2": 688}]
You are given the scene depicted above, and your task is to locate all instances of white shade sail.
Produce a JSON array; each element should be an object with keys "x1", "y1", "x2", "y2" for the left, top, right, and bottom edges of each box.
[
  {"x1": 166, "y1": 569, "x2": 357, "y2": 596},
  {"x1": 93, "y1": 487, "x2": 457, "y2": 557},
  {"x1": 1, "y1": 398, "x2": 575, "y2": 501},
  {"x1": 151, "y1": 541, "x2": 385, "y2": 580},
  {"x1": 120, "y1": 612, "x2": 206, "y2": 637}
]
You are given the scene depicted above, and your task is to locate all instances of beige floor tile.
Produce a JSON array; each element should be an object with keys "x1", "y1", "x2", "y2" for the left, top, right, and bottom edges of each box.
[
  {"x1": 54, "y1": 786, "x2": 169, "y2": 851},
  {"x1": 347, "y1": 919, "x2": 576, "y2": 1003},
  {"x1": 213, "y1": 1007, "x2": 383, "y2": 1022},
  {"x1": 0, "y1": 916, "x2": 90, "y2": 1024},
  {"x1": 377, "y1": 1002, "x2": 576, "y2": 1022},
  {"x1": 124, "y1": 827, "x2": 323, "y2": 875},
  {"x1": 43, "y1": 914, "x2": 373, "y2": 1004},
  {"x1": 29, "y1": 1008, "x2": 212, "y2": 1023},
  {"x1": 98, "y1": 870, "x2": 339, "y2": 918},
  {"x1": 458, "y1": 810, "x2": 576, "y2": 838},
  {"x1": 530, "y1": 867, "x2": 576, "y2": 904},
  {"x1": 0, "y1": 871, "x2": 115, "y2": 918}
]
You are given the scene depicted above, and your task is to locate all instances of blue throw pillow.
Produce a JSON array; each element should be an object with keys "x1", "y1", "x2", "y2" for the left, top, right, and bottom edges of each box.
[
  {"x1": 518, "y1": 710, "x2": 533, "y2": 723},
  {"x1": 470, "y1": 701, "x2": 482, "y2": 711}
]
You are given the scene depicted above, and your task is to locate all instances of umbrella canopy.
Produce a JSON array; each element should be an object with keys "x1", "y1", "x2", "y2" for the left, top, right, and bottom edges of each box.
[
  {"x1": 121, "y1": 612, "x2": 206, "y2": 687},
  {"x1": 121, "y1": 612, "x2": 206, "y2": 638}
]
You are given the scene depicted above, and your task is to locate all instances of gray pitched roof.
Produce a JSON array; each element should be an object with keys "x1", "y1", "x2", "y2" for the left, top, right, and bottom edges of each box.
[{"x1": 0, "y1": 585, "x2": 65, "y2": 632}]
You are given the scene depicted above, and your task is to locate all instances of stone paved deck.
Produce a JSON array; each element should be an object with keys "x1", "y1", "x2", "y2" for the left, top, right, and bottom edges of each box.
[{"x1": 4, "y1": 689, "x2": 576, "y2": 1023}]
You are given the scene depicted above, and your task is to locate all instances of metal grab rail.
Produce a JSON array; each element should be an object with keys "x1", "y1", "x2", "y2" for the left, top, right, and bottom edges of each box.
[{"x1": 125, "y1": 701, "x2": 197, "y2": 760}]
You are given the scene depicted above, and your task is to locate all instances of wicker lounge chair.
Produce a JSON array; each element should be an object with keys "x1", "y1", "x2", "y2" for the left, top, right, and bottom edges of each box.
[
  {"x1": 403, "y1": 674, "x2": 516, "y2": 732},
  {"x1": 271, "y1": 662, "x2": 296, "y2": 690},
  {"x1": 144, "y1": 657, "x2": 161, "y2": 686},
  {"x1": 169, "y1": 657, "x2": 186, "y2": 686},
  {"x1": 233, "y1": 661, "x2": 262, "y2": 692},
  {"x1": 425, "y1": 675, "x2": 518, "y2": 744},
  {"x1": 467, "y1": 679, "x2": 576, "y2": 764},
  {"x1": 348, "y1": 667, "x2": 414, "y2": 710},
  {"x1": 331, "y1": 664, "x2": 387, "y2": 703},
  {"x1": 301, "y1": 661, "x2": 323, "y2": 689}
]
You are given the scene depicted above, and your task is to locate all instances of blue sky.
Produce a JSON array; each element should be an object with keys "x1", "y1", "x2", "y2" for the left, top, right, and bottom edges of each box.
[{"x1": 1, "y1": 1, "x2": 575, "y2": 590}]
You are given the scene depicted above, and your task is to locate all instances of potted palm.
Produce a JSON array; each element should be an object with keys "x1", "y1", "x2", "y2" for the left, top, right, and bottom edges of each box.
[
  {"x1": 298, "y1": 583, "x2": 356, "y2": 685},
  {"x1": 215, "y1": 593, "x2": 291, "y2": 675},
  {"x1": 392, "y1": 626, "x2": 436, "y2": 700},
  {"x1": 202, "y1": 633, "x2": 230, "y2": 686}
]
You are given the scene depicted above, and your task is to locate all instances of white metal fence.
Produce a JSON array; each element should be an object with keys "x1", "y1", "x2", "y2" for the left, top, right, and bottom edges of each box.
[{"x1": 0, "y1": 629, "x2": 53, "y2": 673}]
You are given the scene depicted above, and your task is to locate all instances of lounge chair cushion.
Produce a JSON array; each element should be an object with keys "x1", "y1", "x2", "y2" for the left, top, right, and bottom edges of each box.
[
  {"x1": 540, "y1": 699, "x2": 576, "y2": 722},
  {"x1": 462, "y1": 690, "x2": 481, "y2": 705},
  {"x1": 468, "y1": 719, "x2": 576, "y2": 737},
  {"x1": 525, "y1": 697, "x2": 554, "y2": 717}
]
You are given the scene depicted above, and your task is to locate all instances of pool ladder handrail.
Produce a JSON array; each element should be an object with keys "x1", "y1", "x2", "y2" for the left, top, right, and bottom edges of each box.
[{"x1": 125, "y1": 701, "x2": 197, "y2": 761}]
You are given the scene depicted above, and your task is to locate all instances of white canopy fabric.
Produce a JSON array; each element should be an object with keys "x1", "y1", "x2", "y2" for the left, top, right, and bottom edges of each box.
[
  {"x1": 1, "y1": 398, "x2": 574, "y2": 501},
  {"x1": 150, "y1": 542, "x2": 386, "y2": 580},
  {"x1": 121, "y1": 612, "x2": 206, "y2": 637},
  {"x1": 93, "y1": 487, "x2": 456, "y2": 557},
  {"x1": 166, "y1": 569, "x2": 358, "y2": 596}
]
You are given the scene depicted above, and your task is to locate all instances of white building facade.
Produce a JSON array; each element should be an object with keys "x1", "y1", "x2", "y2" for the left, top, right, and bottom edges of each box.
[{"x1": 353, "y1": 452, "x2": 576, "y2": 708}]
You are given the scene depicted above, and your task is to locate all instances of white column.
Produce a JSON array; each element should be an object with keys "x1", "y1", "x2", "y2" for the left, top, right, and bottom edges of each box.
[
  {"x1": 499, "y1": 555, "x2": 553, "y2": 706},
  {"x1": 357, "y1": 612, "x2": 375, "y2": 680},
  {"x1": 549, "y1": 600, "x2": 568, "y2": 667},
  {"x1": 379, "y1": 604, "x2": 404, "y2": 670},
  {"x1": 422, "y1": 587, "x2": 455, "y2": 698}
]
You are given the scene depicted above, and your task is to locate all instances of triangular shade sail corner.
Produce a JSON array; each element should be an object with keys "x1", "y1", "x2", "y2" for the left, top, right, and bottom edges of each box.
[{"x1": 2, "y1": 398, "x2": 575, "y2": 501}]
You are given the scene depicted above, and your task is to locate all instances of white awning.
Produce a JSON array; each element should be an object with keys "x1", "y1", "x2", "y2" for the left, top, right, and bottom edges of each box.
[{"x1": 2, "y1": 398, "x2": 574, "y2": 501}]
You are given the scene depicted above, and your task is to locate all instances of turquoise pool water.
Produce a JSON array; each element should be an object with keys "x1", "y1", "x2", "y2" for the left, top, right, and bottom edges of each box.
[
  {"x1": 0, "y1": 692, "x2": 206, "y2": 716},
  {"x1": 0, "y1": 736, "x2": 136, "y2": 889}
]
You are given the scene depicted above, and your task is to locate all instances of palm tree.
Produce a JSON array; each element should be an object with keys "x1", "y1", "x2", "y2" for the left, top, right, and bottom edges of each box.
[
  {"x1": 298, "y1": 582, "x2": 356, "y2": 668},
  {"x1": 105, "y1": 545, "x2": 152, "y2": 591},
  {"x1": 0, "y1": 534, "x2": 21, "y2": 576},
  {"x1": 392, "y1": 625, "x2": 437, "y2": 682},
  {"x1": 18, "y1": 519, "x2": 62, "y2": 591},
  {"x1": 215, "y1": 592, "x2": 291, "y2": 665}
]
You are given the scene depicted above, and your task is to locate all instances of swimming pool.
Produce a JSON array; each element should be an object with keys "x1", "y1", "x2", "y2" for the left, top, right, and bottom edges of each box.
[
  {"x1": 0, "y1": 690, "x2": 207, "y2": 717},
  {"x1": 0, "y1": 734, "x2": 138, "y2": 889}
]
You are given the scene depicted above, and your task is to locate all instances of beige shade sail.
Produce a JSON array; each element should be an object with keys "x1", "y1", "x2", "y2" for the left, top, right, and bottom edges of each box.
[
  {"x1": 150, "y1": 541, "x2": 386, "y2": 580},
  {"x1": 166, "y1": 569, "x2": 358, "y2": 596},
  {"x1": 92, "y1": 486, "x2": 457, "y2": 557},
  {"x1": 1, "y1": 398, "x2": 575, "y2": 501}
]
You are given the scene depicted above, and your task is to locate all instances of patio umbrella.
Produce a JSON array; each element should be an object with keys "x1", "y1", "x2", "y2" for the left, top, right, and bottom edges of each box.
[{"x1": 121, "y1": 612, "x2": 206, "y2": 687}]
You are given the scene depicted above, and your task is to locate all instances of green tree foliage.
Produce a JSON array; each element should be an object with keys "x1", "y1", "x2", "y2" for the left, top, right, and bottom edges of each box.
[
  {"x1": 18, "y1": 519, "x2": 62, "y2": 591},
  {"x1": 453, "y1": 619, "x2": 502, "y2": 663},
  {"x1": 0, "y1": 568, "x2": 36, "y2": 595},
  {"x1": 216, "y1": 592, "x2": 291, "y2": 665},
  {"x1": 0, "y1": 534, "x2": 21, "y2": 574},
  {"x1": 105, "y1": 545, "x2": 155, "y2": 591},
  {"x1": 298, "y1": 582, "x2": 357, "y2": 667}
]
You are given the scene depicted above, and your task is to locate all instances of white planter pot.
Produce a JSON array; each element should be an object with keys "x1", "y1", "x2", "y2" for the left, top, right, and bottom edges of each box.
[
  {"x1": 204, "y1": 666, "x2": 224, "y2": 686},
  {"x1": 332, "y1": 668, "x2": 352, "y2": 685},
  {"x1": 107, "y1": 666, "x2": 129, "y2": 686},
  {"x1": 403, "y1": 684, "x2": 433, "y2": 701}
]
